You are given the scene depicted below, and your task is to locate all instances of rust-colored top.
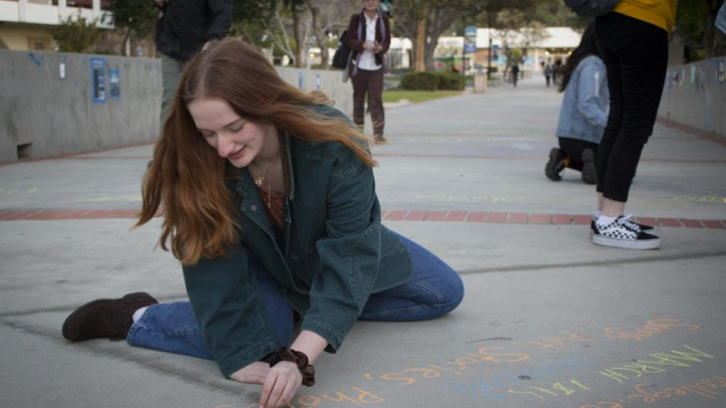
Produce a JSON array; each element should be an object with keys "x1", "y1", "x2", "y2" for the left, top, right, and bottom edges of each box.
[{"x1": 258, "y1": 187, "x2": 285, "y2": 230}]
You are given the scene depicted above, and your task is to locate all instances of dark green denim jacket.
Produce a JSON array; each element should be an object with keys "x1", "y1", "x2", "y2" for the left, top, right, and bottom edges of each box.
[{"x1": 182, "y1": 107, "x2": 413, "y2": 377}]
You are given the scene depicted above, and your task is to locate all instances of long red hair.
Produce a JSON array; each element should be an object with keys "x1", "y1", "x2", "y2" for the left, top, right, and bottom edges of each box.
[{"x1": 136, "y1": 39, "x2": 375, "y2": 266}]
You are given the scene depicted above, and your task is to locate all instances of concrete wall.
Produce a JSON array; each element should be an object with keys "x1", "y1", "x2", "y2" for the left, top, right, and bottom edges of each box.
[
  {"x1": 277, "y1": 67, "x2": 353, "y2": 117},
  {"x1": 659, "y1": 58, "x2": 726, "y2": 137},
  {"x1": 0, "y1": 49, "x2": 354, "y2": 163},
  {"x1": 0, "y1": 50, "x2": 162, "y2": 163}
]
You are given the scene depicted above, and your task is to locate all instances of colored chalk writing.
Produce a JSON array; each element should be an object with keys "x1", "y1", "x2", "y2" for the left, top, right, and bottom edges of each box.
[
  {"x1": 367, "y1": 345, "x2": 529, "y2": 386},
  {"x1": 603, "y1": 318, "x2": 699, "y2": 341},
  {"x1": 211, "y1": 318, "x2": 719, "y2": 407},
  {"x1": 548, "y1": 375, "x2": 726, "y2": 408},
  {"x1": 599, "y1": 345, "x2": 715, "y2": 384}
]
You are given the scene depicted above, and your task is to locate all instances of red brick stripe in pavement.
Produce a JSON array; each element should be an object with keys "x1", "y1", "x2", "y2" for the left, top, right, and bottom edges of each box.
[{"x1": 2, "y1": 209, "x2": 725, "y2": 230}]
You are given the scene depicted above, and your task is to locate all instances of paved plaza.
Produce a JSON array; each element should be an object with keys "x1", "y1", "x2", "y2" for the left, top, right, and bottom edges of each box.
[{"x1": 1, "y1": 77, "x2": 725, "y2": 408}]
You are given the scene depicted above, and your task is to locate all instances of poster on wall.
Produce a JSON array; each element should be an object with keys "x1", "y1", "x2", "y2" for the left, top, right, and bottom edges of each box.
[
  {"x1": 109, "y1": 69, "x2": 120, "y2": 100},
  {"x1": 90, "y1": 57, "x2": 106, "y2": 104}
]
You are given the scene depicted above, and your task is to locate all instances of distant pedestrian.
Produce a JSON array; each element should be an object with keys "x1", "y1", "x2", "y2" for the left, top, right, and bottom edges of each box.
[
  {"x1": 154, "y1": 0, "x2": 232, "y2": 134},
  {"x1": 347, "y1": 0, "x2": 391, "y2": 142},
  {"x1": 61, "y1": 39, "x2": 463, "y2": 408},
  {"x1": 590, "y1": 0, "x2": 678, "y2": 250},
  {"x1": 511, "y1": 62, "x2": 520, "y2": 87},
  {"x1": 545, "y1": 24, "x2": 607, "y2": 185},
  {"x1": 553, "y1": 60, "x2": 563, "y2": 86},
  {"x1": 544, "y1": 64, "x2": 553, "y2": 87}
]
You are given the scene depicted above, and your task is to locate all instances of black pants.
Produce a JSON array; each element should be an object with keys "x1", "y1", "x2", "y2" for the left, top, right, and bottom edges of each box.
[
  {"x1": 351, "y1": 68, "x2": 385, "y2": 136},
  {"x1": 595, "y1": 12, "x2": 668, "y2": 202},
  {"x1": 559, "y1": 137, "x2": 599, "y2": 172}
]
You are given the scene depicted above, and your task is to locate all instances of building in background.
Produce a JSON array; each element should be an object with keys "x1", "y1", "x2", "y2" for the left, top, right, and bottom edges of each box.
[
  {"x1": 0, "y1": 0, "x2": 113, "y2": 51},
  {"x1": 473, "y1": 27, "x2": 582, "y2": 74},
  {"x1": 387, "y1": 27, "x2": 582, "y2": 74}
]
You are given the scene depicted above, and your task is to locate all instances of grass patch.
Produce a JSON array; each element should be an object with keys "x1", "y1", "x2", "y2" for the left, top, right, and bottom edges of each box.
[{"x1": 382, "y1": 90, "x2": 462, "y2": 104}]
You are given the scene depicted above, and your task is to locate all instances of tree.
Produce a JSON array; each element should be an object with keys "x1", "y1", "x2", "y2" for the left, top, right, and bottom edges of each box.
[
  {"x1": 50, "y1": 15, "x2": 104, "y2": 53},
  {"x1": 394, "y1": 0, "x2": 540, "y2": 72},
  {"x1": 491, "y1": 10, "x2": 548, "y2": 78},
  {"x1": 289, "y1": 0, "x2": 308, "y2": 67},
  {"x1": 304, "y1": 0, "x2": 358, "y2": 69},
  {"x1": 229, "y1": 0, "x2": 277, "y2": 41},
  {"x1": 264, "y1": 0, "x2": 309, "y2": 67},
  {"x1": 109, "y1": 0, "x2": 158, "y2": 56},
  {"x1": 676, "y1": 0, "x2": 725, "y2": 59},
  {"x1": 532, "y1": 0, "x2": 590, "y2": 30}
]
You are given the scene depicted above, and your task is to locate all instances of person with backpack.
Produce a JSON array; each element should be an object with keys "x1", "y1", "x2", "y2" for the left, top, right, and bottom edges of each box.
[
  {"x1": 591, "y1": 0, "x2": 678, "y2": 250},
  {"x1": 545, "y1": 23, "x2": 607, "y2": 185},
  {"x1": 346, "y1": 0, "x2": 391, "y2": 142}
]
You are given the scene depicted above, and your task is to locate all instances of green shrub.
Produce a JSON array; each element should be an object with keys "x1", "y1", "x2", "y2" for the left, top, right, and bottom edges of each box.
[
  {"x1": 400, "y1": 72, "x2": 439, "y2": 91},
  {"x1": 437, "y1": 73, "x2": 465, "y2": 90},
  {"x1": 49, "y1": 16, "x2": 103, "y2": 53},
  {"x1": 400, "y1": 71, "x2": 468, "y2": 91}
]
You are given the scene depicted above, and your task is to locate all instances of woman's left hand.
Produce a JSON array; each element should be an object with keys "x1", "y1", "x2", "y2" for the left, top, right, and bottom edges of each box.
[{"x1": 258, "y1": 361, "x2": 302, "y2": 408}]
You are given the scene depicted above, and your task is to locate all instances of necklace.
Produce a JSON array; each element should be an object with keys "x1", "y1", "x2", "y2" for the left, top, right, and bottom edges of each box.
[{"x1": 249, "y1": 152, "x2": 280, "y2": 207}]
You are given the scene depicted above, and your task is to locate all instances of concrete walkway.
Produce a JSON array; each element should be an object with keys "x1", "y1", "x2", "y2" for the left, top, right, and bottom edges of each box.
[{"x1": 1, "y1": 77, "x2": 726, "y2": 408}]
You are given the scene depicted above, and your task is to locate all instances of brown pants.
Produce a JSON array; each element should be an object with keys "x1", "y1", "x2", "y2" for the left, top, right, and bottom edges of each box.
[{"x1": 351, "y1": 68, "x2": 385, "y2": 136}]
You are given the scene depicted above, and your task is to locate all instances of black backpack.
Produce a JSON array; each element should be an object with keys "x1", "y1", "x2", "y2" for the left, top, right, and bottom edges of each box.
[
  {"x1": 563, "y1": 0, "x2": 620, "y2": 17},
  {"x1": 332, "y1": 30, "x2": 351, "y2": 69}
]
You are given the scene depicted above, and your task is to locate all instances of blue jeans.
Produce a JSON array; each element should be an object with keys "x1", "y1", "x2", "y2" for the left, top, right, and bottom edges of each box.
[{"x1": 127, "y1": 233, "x2": 464, "y2": 361}]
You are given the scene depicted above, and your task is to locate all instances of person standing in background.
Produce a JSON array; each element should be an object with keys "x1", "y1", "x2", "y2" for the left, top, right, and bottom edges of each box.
[
  {"x1": 544, "y1": 63, "x2": 553, "y2": 87},
  {"x1": 591, "y1": 0, "x2": 678, "y2": 250},
  {"x1": 346, "y1": 0, "x2": 391, "y2": 142},
  {"x1": 154, "y1": 0, "x2": 232, "y2": 134},
  {"x1": 545, "y1": 24, "x2": 607, "y2": 185},
  {"x1": 511, "y1": 62, "x2": 520, "y2": 87}
]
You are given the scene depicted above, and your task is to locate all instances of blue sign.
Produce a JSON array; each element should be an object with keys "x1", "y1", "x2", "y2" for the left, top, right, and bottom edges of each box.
[
  {"x1": 90, "y1": 57, "x2": 106, "y2": 104},
  {"x1": 464, "y1": 26, "x2": 477, "y2": 54},
  {"x1": 109, "y1": 69, "x2": 120, "y2": 100}
]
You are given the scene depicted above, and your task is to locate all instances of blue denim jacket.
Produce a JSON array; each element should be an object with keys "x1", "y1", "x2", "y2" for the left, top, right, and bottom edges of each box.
[
  {"x1": 555, "y1": 55, "x2": 609, "y2": 144},
  {"x1": 717, "y1": 2, "x2": 726, "y2": 34},
  {"x1": 181, "y1": 105, "x2": 414, "y2": 377}
]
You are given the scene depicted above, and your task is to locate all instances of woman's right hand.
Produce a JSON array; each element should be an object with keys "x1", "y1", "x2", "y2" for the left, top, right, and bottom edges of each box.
[{"x1": 229, "y1": 361, "x2": 270, "y2": 385}]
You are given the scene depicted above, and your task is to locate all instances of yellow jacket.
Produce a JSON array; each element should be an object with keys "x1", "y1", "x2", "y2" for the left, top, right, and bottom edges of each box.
[{"x1": 614, "y1": 0, "x2": 678, "y2": 32}]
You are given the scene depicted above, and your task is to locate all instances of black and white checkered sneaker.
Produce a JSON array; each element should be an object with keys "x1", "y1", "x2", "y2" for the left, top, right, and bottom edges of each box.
[
  {"x1": 592, "y1": 215, "x2": 661, "y2": 250},
  {"x1": 590, "y1": 214, "x2": 654, "y2": 236}
]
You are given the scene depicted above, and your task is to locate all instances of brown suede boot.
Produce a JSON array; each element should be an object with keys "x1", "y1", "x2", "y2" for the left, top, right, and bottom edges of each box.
[{"x1": 62, "y1": 292, "x2": 158, "y2": 341}]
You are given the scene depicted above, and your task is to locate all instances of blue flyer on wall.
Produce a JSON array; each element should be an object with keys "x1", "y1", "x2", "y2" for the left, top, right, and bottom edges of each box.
[
  {"x1": 464, "y1": 26, "x2": 477, "y2": 54},
  {"x1": 109, "y1": 69, "x2": 120, "y2": 100},
  {"x1": 90, "y1": 57, "x2": 106, "y2": 104}
]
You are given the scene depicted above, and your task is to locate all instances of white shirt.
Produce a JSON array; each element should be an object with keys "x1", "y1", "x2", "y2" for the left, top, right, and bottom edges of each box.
[{"x1": 357, "y1": 13, "x2": 381, "y2": 71}]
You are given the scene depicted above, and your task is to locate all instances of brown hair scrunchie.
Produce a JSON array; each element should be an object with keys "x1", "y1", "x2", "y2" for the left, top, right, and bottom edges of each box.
[{"x1": 269, "y1": 347, "x2": 316, "y2": 387}]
